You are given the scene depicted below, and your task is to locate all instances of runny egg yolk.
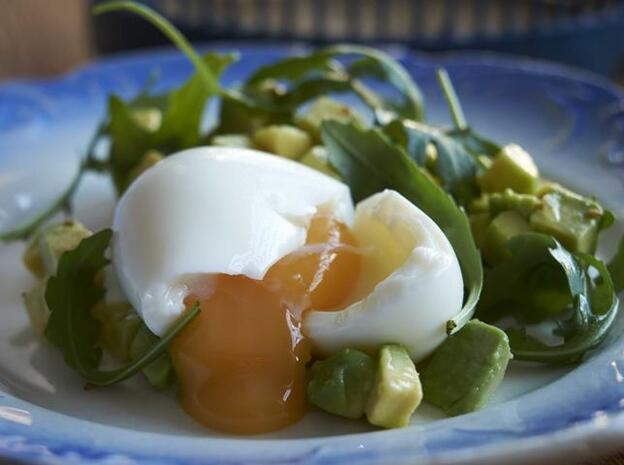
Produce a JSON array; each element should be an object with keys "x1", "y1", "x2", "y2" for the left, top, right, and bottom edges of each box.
[{"x1": 169, "y1": 213, "x2": 361, "y2": 434}]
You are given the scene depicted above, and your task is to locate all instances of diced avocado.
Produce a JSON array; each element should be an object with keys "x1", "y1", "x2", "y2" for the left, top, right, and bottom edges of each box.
[
  {"x1": 424, "y1": 143, "x2": 438, "y2": 172},
  {"x1": 297, "y1": 97, "x2": 363, "y2": 142},
  {"x1": 307, "y1": 348, "x2": 376, "y2": 419},
  {"x1": 253, "y1": 125, "x2": 312, "y2": 159},
  {"x1": 93, "y1": 300, "x2": 176, "y2": 389},
  {"x1": 211, "y1": 134, "x2": 253, "y2": 149},
  {"x1": 478, "y1": 144, "x2": 539, "y2": 194},
  {"x1": 488, "y1": 189, "x2": 542, "y2": 218},
  {"x1": 23, "y1": 221, "x2": 92, "y2": 278},
  {"x1": 421, "y1": 320, "x2": 512, "y2": 416},
  {"x1": 365, "y1": 344, "x2": 422, "y2": 429},
  {"x1": 92, "y1": 301, "x2": 142, "y2": 362},
  {"x1": 131, "y1": 107, "x2": 162, "y2": 132},
  {"x1": 469, "y1": 194, "x2": 490, "y2": 214},
  {"x1": 483, "y1": 211, "x2": 532, "y2": 265},
  {"x1": 23, "y1": 241, "x2": 46, "y2": 279},
  {"x1": 469, "y1": 213, "x2": 491, "y2": 250},
  {"x1": 529, "y1": 188, "x2": 603, "y2": 254},
  {"x1": 299, "y1": 146, "x2": 340, "y2": 179},
  {"x1": 130, "y1": 326, "x2": 176, "y2": 389},
  {"x1": 123, "y1": 150, "x2": 164, "y2": 191},
  {"x1": 22, "y1": 281, "x2": 50, "y2": 337}
]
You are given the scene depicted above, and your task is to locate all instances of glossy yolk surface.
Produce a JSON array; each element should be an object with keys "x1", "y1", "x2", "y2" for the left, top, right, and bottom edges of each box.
[{"x1": 169, "y1": 213, "x2": 361, "y2": 434}]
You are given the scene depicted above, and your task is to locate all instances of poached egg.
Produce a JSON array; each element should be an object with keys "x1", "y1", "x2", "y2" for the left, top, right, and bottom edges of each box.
[{"x1": 112, "y1": 146, "x2": 463, "y2": 433}]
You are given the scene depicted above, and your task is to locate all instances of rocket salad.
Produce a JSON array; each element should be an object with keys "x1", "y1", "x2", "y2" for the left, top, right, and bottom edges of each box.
[{"x1": 4, "y1": 0, "x2": 624, "y2": 433}]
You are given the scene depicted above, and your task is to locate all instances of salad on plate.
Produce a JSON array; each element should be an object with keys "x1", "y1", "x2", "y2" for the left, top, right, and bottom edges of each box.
[{"x1": 4, "y1": 0, "x2": 624, "y2": 436}]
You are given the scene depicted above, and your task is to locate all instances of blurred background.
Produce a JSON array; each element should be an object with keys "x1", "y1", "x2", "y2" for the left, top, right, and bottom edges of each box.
[{"x1": 1, "y1": 0, "x2": 624, "y2": 81}]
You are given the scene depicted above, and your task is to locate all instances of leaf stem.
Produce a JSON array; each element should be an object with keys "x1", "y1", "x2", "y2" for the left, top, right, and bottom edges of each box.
[
  {"x1": 436, "y1": 69, "x2": 467, "y2": 131},
  {"x1": 93, "y1": 1, "x2": 220, "y2": 94},
  {"x1": 0, "y1": 123, "x2": 106, "y2": 242},
  {"x1": 83, "y1": 303, "x2": 201, "y2": 386}
]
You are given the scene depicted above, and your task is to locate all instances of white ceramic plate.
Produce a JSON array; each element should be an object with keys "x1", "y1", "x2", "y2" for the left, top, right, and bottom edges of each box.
[{"x1": 1, "y1": 45, "x2": 623, "y2": 465}]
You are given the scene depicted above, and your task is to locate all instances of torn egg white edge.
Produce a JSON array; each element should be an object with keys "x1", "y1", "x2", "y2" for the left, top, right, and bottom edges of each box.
[
  {"x1": 303, "y1": 245, "x2": 463, "y2": 361},
  {"x1": 112, "y1": 196, "x2": 354, "y2": 336},
  {"x1": 303, "y1": 190, "x2": 465, "y2": 361}
]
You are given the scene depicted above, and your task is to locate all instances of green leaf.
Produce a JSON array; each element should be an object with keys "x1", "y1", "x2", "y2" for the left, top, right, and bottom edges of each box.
[
  {"x1": 447, "y1": 127, "x2": 501, "y2": 159},
  {"x1": 242, "y1": 44, "x2": 425, "y2": 125},
  {"x1": 156, "y1": 53, "x2": 237, "y2": 148},
  {"x1": 276, "y1": 75, "x2": 353, "y2": 108},
  {"x1": 609, "y1": 236, "x2": 624, "y2": 293},
  {"x1": 476, "y1": 233, "x2": 619, "y2": 363},
  {"x1": 321, "y1": 121, "x2": 483, "y2": 333},
  {"x1": 44, "y1": 229, "x2": 200, "y2": 386},
  {"x1": 434, "y1": 68, "x2": 500, "y2": 163},
  {"x1": 336, "y1": 46, "x2": 424, "y2": 122},
  {"x1": 45, "y1": 230, "x2": 112, "y2": 372},
  {"x1": 93, "y1": 1, "x2": 220, "y2": 94},
  {"x1": 385, "y1": 120, "x2": 479, "y2": 205},
  {"x1": 246, "y1": 52, "x2": 337, "y2": 86},
  {"x1": 107, "y1": 52, "x2": 234, "y2": 191}
]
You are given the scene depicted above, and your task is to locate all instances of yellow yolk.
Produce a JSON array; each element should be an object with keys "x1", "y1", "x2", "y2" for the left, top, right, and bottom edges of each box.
[{"x1": 169, "y1": 214, "x2": 361, "y2": 434}]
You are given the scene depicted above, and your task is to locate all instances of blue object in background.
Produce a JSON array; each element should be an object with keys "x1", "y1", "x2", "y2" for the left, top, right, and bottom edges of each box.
[{"x1": 94, "y1": 0, "x2": 624, "y2": 77}]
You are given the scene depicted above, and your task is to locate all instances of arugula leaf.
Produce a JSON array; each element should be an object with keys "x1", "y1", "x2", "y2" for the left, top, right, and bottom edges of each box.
[
  {"x1": 321, "y1": 121, "x2": 483, "y2": 333},
  {"x1": 44, "y1": 229, "x2": 200, "y2": 386},
  {"x1": 94, "y1": 1, "x2": 220, "y2": 94},
  {"x1": 435, "y1": 69, "x2": 501, "y2": 161},
  {"x1": 157, "y1": 53, "x2": 237, "y2": 148},
  {"x1": 246, "y1": 52, "x2": 337, "y2": 86},
  {"x1": 476, "y1": 233, "x2": 618, "y2": 363},
  {"x1": 106, "y1": 52, "x2": 234, "y2": 192},
  {"x1": 241, "y1": 44, "x2": 425, "y2": 125},
  {"x1": 609, "y1": 236, "x2": 624, "y2": 293},
  {"x1": 336, "y1": 46, "x2": 424, "y2": 123},
  {"x1": 385, "y1": 120, "x2": 479, "y2": 205},
  {"x1": 45, "y1": 229, "x2": 111, "y2": 372},
  {"x1": 446, "y1": 128, "x2": 501, "y2": 160}
]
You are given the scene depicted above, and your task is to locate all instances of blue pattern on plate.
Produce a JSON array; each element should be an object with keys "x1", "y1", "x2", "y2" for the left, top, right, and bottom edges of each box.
[{"x1": 0, "y1": 45, "x2": 623, "y2": 465}]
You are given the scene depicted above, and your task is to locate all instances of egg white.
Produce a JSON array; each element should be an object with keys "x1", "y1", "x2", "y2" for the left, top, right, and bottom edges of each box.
[
  {"x1": 304, "y1": 190, "x2": 464, "y2": 361},
  {"x1": 113, "y1": 147, "x2": 354, "y2": 335}
]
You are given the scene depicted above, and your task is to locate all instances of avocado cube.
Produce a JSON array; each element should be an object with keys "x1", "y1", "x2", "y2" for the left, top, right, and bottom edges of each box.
[
  {"x1": 129, "y1": 326, "x2": 176, "y2": 390},
  {"x1": 469, "y1": 194, "x2": 490, "y2": 214},
  {"x1": 307, "y1": 348, "x2": 376, "y2": 419},
  {"x1": 488, "y1": 189, "x2": 542, "y2": 218},
  {"x1": 211, "y1": 134, "x2": 253, "y2": 149},
  {"x1": 22, "y1": 281, "x2": 50, "y2": 337},
  {"x1": 469, "y1": 213, "x2": 491, "y2": 250},
  {"x1": 23, "y1": 221, "x2": 92, "y2": 278},
  {"x1": 478, "y1": 144, "x2": 539, "y2": 194},
  {"x1": 529, "y1": 191, "x2": 601, "y2": 254},
  {"x1": 366, "y1": 344, "x2": 422, "y2": 428},
  {"x1": 483, "y1": 211, "x2": 532, "y2": 265},
  {"x1": 421, "y1": 320, "x2": 512, "y2": 416},
  {"x1": 299, "y1": 146, "x2": 341, "y2": 179},
  {"x1": 93, "y1": 301, "x2": 142, "y2": 362},
  {"x1": 253, "y1": 125, "x2": 312, "y2": 160},
  {"x1": 297, "y1": 97, "x2": 363, "y2": 142},
  {"x1": 131, "y1": 107, "x2": 162, "y2": 132}
]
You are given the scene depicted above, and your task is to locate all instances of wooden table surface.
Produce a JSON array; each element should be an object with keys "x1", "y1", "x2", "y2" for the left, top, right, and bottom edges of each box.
[{"x1": 0, "y1": 1, "x2": 622, "y2": 464}]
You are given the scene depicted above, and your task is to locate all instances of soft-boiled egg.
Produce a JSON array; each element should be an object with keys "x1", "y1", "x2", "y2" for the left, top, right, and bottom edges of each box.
[
  {"x1": 112, "y1": 146, "x2": 463, "y2": 434},
  {"x1": 304, "y1": 190, "x2": 464, "y2": 361},
  {"x1": 113, "y1": 147, "x2": 354, "y2": 336}
]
